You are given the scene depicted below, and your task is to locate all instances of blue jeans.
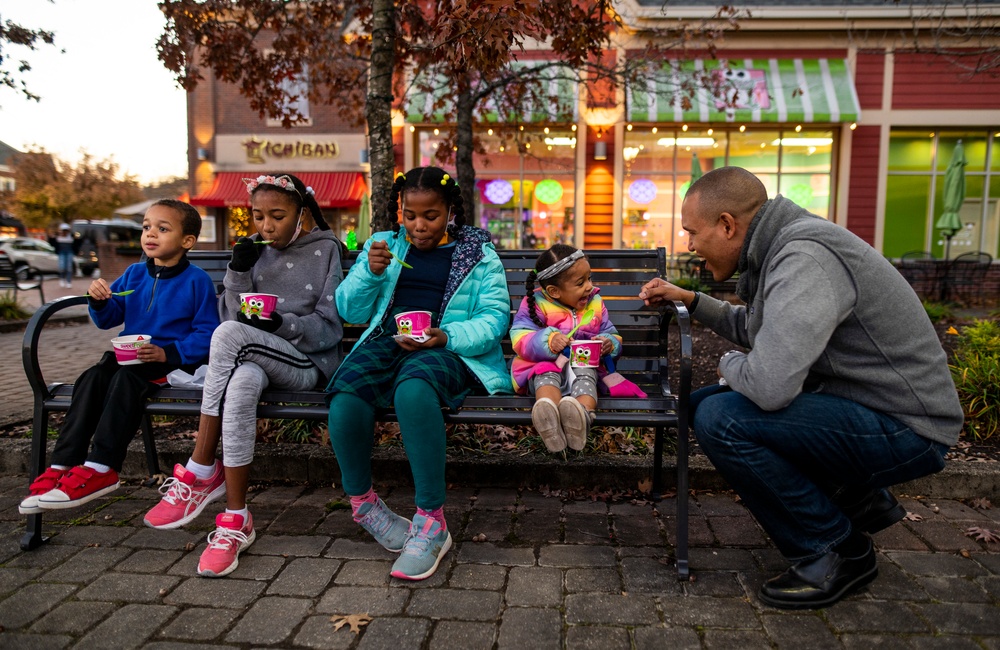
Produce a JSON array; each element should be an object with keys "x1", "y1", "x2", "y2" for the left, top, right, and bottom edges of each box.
[
  {"x1": 58, "y1": 251, "x2": 74, "y2": 284},
  {"x1": 690, "y1": 385, "x2": 948, "y2": 560}
]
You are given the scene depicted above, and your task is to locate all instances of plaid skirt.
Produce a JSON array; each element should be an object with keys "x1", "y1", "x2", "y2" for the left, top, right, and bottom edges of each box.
[{"x1": 327, "y1": 335, "x2": 473, "y2": 411}]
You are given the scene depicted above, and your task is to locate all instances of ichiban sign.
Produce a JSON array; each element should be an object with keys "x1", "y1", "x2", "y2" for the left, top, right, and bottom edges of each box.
[{"x1": 242, "y1": 137, "x2": 340, "y2": 164}]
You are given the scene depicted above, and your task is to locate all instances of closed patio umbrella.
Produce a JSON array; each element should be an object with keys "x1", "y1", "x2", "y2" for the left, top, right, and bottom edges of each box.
[
  {"x1": 356, "y1": 192, "x2": 371, "y2": 244},
  {"x1": 934, "y1": 140, "x2": 966, "y2": 260}
]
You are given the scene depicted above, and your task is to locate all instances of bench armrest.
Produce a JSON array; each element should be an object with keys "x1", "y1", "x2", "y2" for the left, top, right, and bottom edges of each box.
[
  {"x1": 22, "y1": 296, "x2": 89, "y2": 400},
  {"x1": 660, "y1": 300, "x2": 693, "y2": 405}
]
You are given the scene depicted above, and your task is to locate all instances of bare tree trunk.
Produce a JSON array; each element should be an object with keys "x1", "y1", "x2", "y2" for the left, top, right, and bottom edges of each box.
[
  {"x1": 454, "y1": 79, "x2": 477, "y2": 227},
  {"x1": 367, "y1": 0, "x2": 396, "y2": 231}
]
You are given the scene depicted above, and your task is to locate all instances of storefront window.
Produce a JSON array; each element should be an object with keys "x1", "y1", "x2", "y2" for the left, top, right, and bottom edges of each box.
[
  {"x1": 621, "y1": 126, "x2": 834, "y2": 253},
  {"x1": 417, "y1": 128, "x2": 577, "y2": 249},
  {"x1": 884, "y1": 130, "x2": 1000, "y2": 259}
]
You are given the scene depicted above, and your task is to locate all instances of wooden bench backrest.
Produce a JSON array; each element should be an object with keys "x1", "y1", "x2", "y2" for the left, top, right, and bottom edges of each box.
[{"x1": 187, "y1": 247, "x2": 667, "y2": 388}]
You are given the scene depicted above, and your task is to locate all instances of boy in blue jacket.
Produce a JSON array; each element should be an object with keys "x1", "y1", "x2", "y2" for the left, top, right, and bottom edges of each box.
[{"x1": 19, "y1": 199, "x2": 220, "y2": 514}]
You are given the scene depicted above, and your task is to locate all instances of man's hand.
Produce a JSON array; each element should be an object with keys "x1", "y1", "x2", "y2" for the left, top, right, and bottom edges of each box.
[
  {"x1": 395, "y1": 327, "x2": 448, "y2": 351},
  {"x1": 639, "y1": 278, "x2": 693, "y2": 308},
  {"x1": 136, "y1": 343, "x2": 166, "y2": 364},
  {"x1": 368, "y1": 240, "x2": 392, "y2": 276}
]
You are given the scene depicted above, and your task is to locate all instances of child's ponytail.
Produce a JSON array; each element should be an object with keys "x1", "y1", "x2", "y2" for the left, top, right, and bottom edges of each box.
[{"x1": 387, "y1": 172, "x2": 408, "y2": 236}]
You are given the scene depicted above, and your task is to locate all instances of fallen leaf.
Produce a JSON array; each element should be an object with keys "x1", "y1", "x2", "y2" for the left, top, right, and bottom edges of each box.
[
  {"x1": 904, "y1": 512, "x2": 924, "y2": 522},
  {"x1": 331, "y1": 613, "x2": 372, "y2": 634},
  {"x1": 946, "y1": 326, "x2": 959, "y2": 335},
  {"x1": 966, "y1": 526, "x2": 1000, "y2": 544},
  {"x1": 960, "y1": 549, "x2": 972, "y2": 558},
  {"x1": 637, "y1": 477, "x2": 653, "y2": 494},
  {"x1": 969, "y1": 497, "x2": 993, "y2": 510},
  {"x1": 184, "y1": 542, "x2": 196, "y2": 551}
]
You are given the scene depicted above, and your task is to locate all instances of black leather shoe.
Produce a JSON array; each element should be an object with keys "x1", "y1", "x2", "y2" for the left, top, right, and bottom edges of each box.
[
  {"x1": 839, "y1": 488, "x2": 906, "y2": 534},
  {"x1": 758, "y1": 539, "x2": 878, "y2": 610}
]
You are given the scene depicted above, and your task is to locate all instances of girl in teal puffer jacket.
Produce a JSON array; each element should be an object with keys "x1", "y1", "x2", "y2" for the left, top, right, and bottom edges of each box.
[{"x1": 327, "y1": 166, "x2": 510, "y2": 582}]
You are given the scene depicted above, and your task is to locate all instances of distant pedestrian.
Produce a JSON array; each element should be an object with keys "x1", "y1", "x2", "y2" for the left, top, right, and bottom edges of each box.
[
  {"x1": 19, "y1": 200, "x2": 219, "y2": 515},
  {"x1": 52, "y1": 223, "x2": 76, "y2": 287}
]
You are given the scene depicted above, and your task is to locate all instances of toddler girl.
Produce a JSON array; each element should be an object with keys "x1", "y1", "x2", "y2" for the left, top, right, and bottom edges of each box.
[
  {"x1": 327, "y1": 166, "x2": 509, "y2": 581},
  {"x1": 510, "y1": 244, "x2": 622, "y2": 453}
]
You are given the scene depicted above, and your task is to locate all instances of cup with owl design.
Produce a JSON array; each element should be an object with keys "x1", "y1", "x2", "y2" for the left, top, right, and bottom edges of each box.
[
  {"x1": 394, "y1": 310, "x2": 432, "y2": 342},
  {"x1": 569, "y1": 340, "x2": 602, "y2": 368},
  {"x1": 240, "y1": 293, "x2": 279, "y2": 320}
]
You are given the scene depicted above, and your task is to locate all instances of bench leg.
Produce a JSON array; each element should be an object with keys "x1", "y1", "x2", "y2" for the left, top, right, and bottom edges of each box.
[
  {"x1": 20, "y1": 402, "x2": 50, "y2": 551},
  {"x1": 651, "y1": 426, "x2": 665, "y2": 500},
  {"x1": 140, "y1": 414, "x2": 163, "y2": 487},
  {"x1": 675, "y1": 418, "x2": 690, "y2": 581}
]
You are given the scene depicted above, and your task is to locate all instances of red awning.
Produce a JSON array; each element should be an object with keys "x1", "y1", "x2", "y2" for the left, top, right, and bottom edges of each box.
[{"x1": 191, "y1": 172, "x2": 367, "y2": 209}]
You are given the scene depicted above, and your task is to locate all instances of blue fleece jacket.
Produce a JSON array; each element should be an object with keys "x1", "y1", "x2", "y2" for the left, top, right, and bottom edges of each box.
[{"x1": 90, "y1": 257, "x2": 220, "y2": 366}]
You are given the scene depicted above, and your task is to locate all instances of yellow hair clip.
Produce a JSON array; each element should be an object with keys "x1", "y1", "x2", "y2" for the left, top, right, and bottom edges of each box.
[
  {"x1": 395, "y1": 172, "x2": 406, "y2": 181},
  {"x1": 441, "y1": 173, "x2": 450, "y2": 186}
]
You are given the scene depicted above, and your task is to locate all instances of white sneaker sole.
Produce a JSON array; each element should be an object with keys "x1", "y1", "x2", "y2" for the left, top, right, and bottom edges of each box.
[
  {"x1": 559, "y1": 397, "x2": 589, "y2": 451},
  {"x1": 144, "y1": 480, "x2": 227, "y2": 530},
  {"x1": 532, "y1": 398, "x2": 566, "y2": 453},
  {"x1": 37, "y1": 481, "x2": 121, "y2": 510}
]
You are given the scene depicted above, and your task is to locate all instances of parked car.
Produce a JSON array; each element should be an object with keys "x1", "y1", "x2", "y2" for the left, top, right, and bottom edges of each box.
[
  {"x1": 72, "y1": 219, "x2": 144, "y2": 277},
  {"x1": 0, "y1": 237, "x2": 85, "y2": 280}
]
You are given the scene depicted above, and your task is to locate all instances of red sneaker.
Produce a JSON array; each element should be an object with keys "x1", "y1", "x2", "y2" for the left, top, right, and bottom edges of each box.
[
  {"x1": 18, "y1": 467, "x2": 71, "y2": 515},
  {"x1": 37, "y1": 465, "x2": 120, "y2": 510},
  {"x1": 144, "y1": 462, "x2": 226, "y2": 530},
  {"x1": 197, "y1": 512, "x2": 256, "y2": 578}
]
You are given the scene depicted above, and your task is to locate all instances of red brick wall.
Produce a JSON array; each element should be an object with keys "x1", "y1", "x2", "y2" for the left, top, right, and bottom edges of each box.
[
  {"x1": 846, "y1": 126, "x2": 881, "y2": 245},
  {"x1": 892, "y1": 52, "x2": 1000, "y2": 109}
]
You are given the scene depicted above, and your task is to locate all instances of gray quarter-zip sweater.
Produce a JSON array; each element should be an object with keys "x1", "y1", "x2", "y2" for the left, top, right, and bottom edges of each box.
[
  {"x1": 693, "y1": 196, "x2": 964, "y2": 446},
  {"x1": 221, "y1": 229, "x2": 344, "y2": 381}
]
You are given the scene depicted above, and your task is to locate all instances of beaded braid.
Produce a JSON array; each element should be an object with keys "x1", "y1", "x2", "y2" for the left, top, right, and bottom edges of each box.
[
  {"x1": 525, "y1": 270, "x2": 546, "y2": 328},
  {"x1": 387, "y1": 166, "x2": 466, "y2": 239},
  {"x1": 527, "y1": 244, "x2": 582, "y2": 328}
]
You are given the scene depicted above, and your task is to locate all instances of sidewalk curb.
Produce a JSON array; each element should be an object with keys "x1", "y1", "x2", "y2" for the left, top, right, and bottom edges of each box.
[{"x1": 2, "y1": 437, "x2": 997, "y2": 499}]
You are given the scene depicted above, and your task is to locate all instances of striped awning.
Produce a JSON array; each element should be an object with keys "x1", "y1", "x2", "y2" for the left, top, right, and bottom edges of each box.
[
  {"x1": 405, "y1": 61, "x2": 579, "y2": 124},
  {"x1": 191, "y1": 172, "x2": 367, "y2": 209},
  {"x1": 627, "y1": 58, "x2": 861, "y2": 124}
]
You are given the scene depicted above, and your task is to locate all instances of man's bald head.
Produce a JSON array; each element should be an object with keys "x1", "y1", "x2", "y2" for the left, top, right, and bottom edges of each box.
[{"x1": 686, "y1": 166, "x2": 767, "y2": 227}]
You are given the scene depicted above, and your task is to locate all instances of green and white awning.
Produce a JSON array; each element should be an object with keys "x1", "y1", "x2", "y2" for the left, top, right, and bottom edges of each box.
[
  {"x1": 405, "y1": 61, "x2": 579, "y2": 124},
  {"x1": 627, "y1": 58, "x2": 861, "y2": 124}
]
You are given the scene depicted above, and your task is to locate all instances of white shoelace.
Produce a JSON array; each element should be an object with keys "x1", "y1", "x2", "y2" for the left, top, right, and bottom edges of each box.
[
  {"x1": 206, "y1": 526, "x2": 249, "y2": 550},
  {"x1": 158, "y1": 477, "x2": 193, "y2": 505}
]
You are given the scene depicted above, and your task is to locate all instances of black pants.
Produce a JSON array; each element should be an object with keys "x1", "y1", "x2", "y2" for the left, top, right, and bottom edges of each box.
[{"x1": 50, "y1": 352, "x2": 194, "y2": 471}]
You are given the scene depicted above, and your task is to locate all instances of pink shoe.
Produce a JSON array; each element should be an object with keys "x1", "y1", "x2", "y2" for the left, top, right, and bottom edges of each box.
[
  {"x1": 37, "y1": 466, "x2": 120, "y2": 510},
  {"x1": 197, "y1": 512, "x2": 256, "y2": 578},
  {"x1": 19, "y1": 467, "x2": 71, "y2": 515},
  {"x1": 144, "y1": 462, "x2": 226, "y2": 529}
]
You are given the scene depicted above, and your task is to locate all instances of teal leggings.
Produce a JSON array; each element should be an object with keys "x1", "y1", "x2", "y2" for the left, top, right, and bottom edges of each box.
[{"x1": 327, "y1": 378, "x2": 446, "y2": 510}]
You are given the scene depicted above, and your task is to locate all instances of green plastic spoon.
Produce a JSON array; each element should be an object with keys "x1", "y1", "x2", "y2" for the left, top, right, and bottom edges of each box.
[
  {"x1": 390, "y1": 251, "x2": 413, "y2": 269},
  {"x1": 84, "y1": 290, "x2": 134, "y2": 298}
]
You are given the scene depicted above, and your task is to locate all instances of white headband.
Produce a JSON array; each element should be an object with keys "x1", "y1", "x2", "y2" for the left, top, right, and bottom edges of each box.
[{"x1": 536, "y1": 249, "x2": 584, "y2": 281}]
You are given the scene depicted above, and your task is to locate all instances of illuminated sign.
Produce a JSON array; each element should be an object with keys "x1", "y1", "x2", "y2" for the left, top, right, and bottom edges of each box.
[{"x1": 242, "y1": 137, "x2": 340, "y2": 164}]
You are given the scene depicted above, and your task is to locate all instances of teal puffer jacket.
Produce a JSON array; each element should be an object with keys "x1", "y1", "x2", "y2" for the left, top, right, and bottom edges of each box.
[{"x1": 334, "y1": 226, "x2": 512, "y2": 395}]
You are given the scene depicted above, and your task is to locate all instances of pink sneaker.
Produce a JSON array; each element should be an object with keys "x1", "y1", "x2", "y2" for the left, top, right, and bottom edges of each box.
[
  {"x1": 197, "y1": 512, "x2": 256, "y2": 578},
  {"x1": 19, "y1": 467, "x2": 71, "y2": 515},
  {"x1": 144, "y1": 462, "x2": 226, "y2": 529},
  {"x1": 37, "y1": 466, "x2": 120, "y2": 510}
]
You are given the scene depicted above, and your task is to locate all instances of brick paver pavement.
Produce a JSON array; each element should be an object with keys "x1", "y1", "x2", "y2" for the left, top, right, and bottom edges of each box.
[{"x1": 0, "y1": 478, "x2": 997, "y2": 648}]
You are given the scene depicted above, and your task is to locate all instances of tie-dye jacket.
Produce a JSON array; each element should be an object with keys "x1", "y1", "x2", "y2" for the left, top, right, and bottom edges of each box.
[{"x1": 509, "y1": 287, "x2": 622, "y2": 394}]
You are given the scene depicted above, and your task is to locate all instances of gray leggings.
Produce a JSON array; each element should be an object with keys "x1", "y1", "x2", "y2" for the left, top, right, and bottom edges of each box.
[
  {"x1": 529, "y1": 367, "x2": 598, "y2": 401},
  {"x1": 201, "y1": 321, "x2": 319, "y2": 467}
]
